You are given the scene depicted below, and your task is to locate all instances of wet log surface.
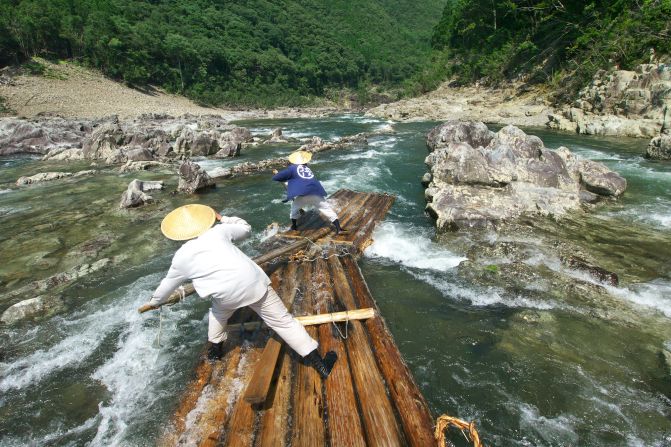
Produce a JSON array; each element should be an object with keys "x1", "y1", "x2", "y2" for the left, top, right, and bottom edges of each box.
[{"x1": 161, "y1": 190, "x2": 437, "y2": 446}]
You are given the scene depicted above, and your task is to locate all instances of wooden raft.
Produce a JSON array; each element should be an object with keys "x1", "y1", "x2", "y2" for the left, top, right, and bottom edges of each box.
[{"x1": 158, "y1": 190, "x2": 435, "y2": 447}]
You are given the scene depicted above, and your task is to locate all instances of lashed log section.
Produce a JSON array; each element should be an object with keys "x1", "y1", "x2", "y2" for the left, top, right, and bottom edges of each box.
[{"x1": 159, "y1": 190, "x2": 437, "y2": 447}]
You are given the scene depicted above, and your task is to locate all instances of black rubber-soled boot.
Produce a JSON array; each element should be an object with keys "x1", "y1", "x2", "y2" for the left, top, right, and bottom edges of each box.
[
  {"x1": 207, "y1": 341, "x2": 224, "y2": 361},
  {"x1": 305, "y1": 349, "x2": 338, "y2": 379},
  {"x1": 290, "y1": 219, "x2": 298, "y2": 231},
  {"x1": 332, "y1": 219, "x2": 345, "y2": 235}
]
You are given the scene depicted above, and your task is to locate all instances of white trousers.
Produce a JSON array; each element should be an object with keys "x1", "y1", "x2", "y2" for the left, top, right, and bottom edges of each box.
[
  {"x1": 208, "y1": 286, "x2": 318, "y2": 357},
  {"x1": 291, "y1": 195, "x2": 338, "y2": 222}
]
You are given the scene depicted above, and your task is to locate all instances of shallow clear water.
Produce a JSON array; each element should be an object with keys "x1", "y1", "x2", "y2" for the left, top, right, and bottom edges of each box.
[{"x1": 0, "y1": 116, "x2": 670, "y2": 446}]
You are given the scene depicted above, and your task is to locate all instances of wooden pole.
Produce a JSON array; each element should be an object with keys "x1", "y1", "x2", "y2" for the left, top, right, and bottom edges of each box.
[{"x1": 228, "y1": 308, "x2": 375, "y2": 332}]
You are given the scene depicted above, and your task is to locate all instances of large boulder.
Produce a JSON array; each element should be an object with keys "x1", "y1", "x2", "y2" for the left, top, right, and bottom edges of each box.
[
  {"x1": 177, "y1": 161, "x2": 215, "y2": 193},
  {"x1": 82, "y1": 117, "x2": 126, "y2": 163},
  {"x1": 426, "y1": 120, "x2": 494, "y2": 153},
  {"x1": 646, "y1": 133, "x2": 671, "y2": 160},
  {"x1": 424, "y1": 121, "x2": 627, "y2": 231}
]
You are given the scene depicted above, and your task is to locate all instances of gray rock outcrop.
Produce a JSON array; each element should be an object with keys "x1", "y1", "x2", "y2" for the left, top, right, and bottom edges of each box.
[
  {"x1": 0, "y1": 117, "x2": 88, "y2": 156},
  {"x1": 424, "y1": 121, "x2": 627, "y2": 230},
  {"x1": 119, "y1": 179, "x2": 164, "y2": 208},
  {"x1": 2, "y1": 114, "x2": 253, "y2": 163},
  {"x1": 178, "y1": 160, "x2": 215, "y2": 193},
  {"x1": 548, "y1": 64, "x2": 671, "y2": 138},
  {"x1": 646, "y1": 133, "x2": 671, "y2": 160}
]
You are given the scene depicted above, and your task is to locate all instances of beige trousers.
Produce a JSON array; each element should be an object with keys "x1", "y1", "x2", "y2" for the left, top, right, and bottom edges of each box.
[
  {"x1": 290, "y1": 195, "x2": 338, "y2": 222},
  {"x1": 208, "y1": 286, "x2": 318, "y2": 357}
]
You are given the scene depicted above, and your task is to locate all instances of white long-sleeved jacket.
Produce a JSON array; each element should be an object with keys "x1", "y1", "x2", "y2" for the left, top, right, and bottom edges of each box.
[{"x1": 148, "y1": 216, "x2": 270, "y2": 308}]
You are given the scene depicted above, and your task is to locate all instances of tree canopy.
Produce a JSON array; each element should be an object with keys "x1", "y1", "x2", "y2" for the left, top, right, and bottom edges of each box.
[{"x1": 0, "y1": 0, "x2": 445, "y2": 106}]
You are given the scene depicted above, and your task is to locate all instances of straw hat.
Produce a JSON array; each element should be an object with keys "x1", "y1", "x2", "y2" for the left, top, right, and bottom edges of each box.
[
  {"x1": 161, "y1": 204, "x2": 216, "y2": 241},
  {"x1": 288, "y1": 150, "x2": 312, "y2": 165}
]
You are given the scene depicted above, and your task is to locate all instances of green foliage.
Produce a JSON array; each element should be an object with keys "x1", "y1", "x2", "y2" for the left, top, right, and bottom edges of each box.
[
  {"x1": 0, "y1": 0, "x2": 446, "y2": 106},
  {"x1": 0, "y1": 95, "x2": 11, "y2": 114},
  {"x1": 431, "y1": 0, "x2": 671, "y2": 100}
]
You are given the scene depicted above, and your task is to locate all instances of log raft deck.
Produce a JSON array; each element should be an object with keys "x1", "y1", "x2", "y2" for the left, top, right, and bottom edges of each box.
[{"x1": 159, "y1": 189, "x2": 436, "y2": 447}]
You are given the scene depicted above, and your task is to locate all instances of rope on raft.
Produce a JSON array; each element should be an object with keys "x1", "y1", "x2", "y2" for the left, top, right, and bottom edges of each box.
[{"x1": 435, "y1": 414, "x2": 483, "y2": 447}]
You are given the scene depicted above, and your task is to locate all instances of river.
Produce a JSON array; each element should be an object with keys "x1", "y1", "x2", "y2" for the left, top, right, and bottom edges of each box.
[{"x1": 0, "y1": 115, "x2": 670, "y2": 446}]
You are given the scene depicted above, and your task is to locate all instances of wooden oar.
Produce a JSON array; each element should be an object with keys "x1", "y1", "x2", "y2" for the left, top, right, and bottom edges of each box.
[{"x1": 243, "y1": 307, "x2": 376, "y2": 404}]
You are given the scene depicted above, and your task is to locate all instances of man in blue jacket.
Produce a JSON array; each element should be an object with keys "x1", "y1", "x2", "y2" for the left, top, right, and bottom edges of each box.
[{"x1": 272, "y1": 150, "x2": 345, "y2": 234}]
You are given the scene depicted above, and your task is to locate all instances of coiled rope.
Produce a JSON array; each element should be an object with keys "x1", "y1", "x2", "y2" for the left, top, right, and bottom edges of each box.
[{"x1": 435, "y1": 414, "x2": 483, "y2": 447}]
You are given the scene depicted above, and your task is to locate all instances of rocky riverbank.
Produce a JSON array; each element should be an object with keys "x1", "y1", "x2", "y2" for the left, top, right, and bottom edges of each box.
[
  {"x1": 366, "y1": 81, "x2": 553, "y2": 127},
  {"x1": 0, "y1": 60, "x2": 344, "y2": 121}
]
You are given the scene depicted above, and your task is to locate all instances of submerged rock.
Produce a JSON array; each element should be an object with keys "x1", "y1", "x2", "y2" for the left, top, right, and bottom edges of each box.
[
  {"x1": 119, "y1": 179, "x2": 164, "y2": 208},
  {"x1": 16, "y1": 170, "x2": 97, "y2": 186},
  {"x1": 424, "y1": 121, "x2": 627, "y2": 230},
  {"x1": 560, "y1": 255, "x2": 619, "y2": 286},
  {"x1": 1, "y1": 295, "x2": 65, "y2": 324}
]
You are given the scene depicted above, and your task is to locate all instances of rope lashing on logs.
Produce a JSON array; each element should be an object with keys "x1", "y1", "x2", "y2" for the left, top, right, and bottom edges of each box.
[
  {"x1": 435, "y1": 414, "x2": 483, "y2": 447},
  {"x1": 331, "y1": 310, "x2": 349, "y2": 339}
]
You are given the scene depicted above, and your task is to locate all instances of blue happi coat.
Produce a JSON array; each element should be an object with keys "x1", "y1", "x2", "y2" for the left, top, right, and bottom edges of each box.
[{"x1": 272, "y1": 164, "x2": 327, "y2": 200}]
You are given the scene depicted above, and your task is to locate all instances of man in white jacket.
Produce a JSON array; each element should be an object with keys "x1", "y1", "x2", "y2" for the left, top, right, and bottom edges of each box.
[{"x1": 138, "y1": 204, "x2": 337, "y2": 378}]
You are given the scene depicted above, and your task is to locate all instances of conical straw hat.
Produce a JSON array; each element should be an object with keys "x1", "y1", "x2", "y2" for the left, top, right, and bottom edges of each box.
[
  {"x1": 288, "y1": 150, "x2": 312, "y2": 165},
  {"x1": 161, "y1": 204, "x2": 216, "y2": 241}
]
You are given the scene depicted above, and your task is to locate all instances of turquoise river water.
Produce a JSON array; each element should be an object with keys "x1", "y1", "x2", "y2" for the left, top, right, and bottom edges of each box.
[{"x1": 0, "y1": 115, "x2": 670, "y2": 446}]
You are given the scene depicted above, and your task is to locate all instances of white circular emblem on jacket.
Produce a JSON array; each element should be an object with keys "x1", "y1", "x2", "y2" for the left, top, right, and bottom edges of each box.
[{"x1": 297, "y1": 165, "x2": 314, "y2": 179}]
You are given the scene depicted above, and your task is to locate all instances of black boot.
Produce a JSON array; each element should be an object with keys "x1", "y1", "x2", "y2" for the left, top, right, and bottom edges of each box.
[
  {"x1": 305, "y1": 349, "x2": 338, "y2": 379},
  {"x1": 290, "y1": 219, "x2": 298, "y2": 231},
  {"x1": 207, "y1": 341, "x2": 224, "y2": 361},
  {"x1": 332, "y1": 219, "x2": 345, "y2": 235}
]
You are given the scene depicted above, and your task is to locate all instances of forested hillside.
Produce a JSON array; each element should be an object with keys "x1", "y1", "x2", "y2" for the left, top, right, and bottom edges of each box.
[
  {"x1": 429, "y1": 0, "x2": 671, "y2": 101},
  {"x1": 0, "y1": 0, "x2": 445, "y2": 106}
]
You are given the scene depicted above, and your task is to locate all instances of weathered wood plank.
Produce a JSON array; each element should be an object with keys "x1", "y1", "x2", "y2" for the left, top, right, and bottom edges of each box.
[
  {"x1": 291, "y1": 261, "x2": 325, "y2": 447},
  {"x1": 342, "y1": 255, "x2": 437, "y2": 447},
  {"x1": 327, "y1": 255, "x2": 405, "y2": 446},
  {"x1": 314, "y1": 257, "x2": 367, "y2": 447},
  {"x1": 244, "y1": 265, "x2": 300, "y2": 404},
  {"x1": 256, "y1": 262, "x2": 302, "y2": 447},
  {"x1": 219, "y1": 347, "x2": 264, "y2": 447}
]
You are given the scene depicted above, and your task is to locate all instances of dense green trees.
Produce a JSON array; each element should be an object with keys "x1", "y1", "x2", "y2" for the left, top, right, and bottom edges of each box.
[
  {"x1": 430, "y1": 0, "x2": 671, "y2": 100},
  {"x1": 0, "y1": 0, "x2": 445, "y2": 106}
]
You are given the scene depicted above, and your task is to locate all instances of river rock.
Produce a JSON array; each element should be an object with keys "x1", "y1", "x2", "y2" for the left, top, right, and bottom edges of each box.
[
  {"x1": 119, "y1": 179, "x2": 164, "y2": 208},
  {"x1": 424, "y1": 121, "x2": 627, "y2": 230},
  {"x1": 547, "y1": 64, "x2": 671, "y2": 138},
  {"x1": 0, "y1": 117, "x2": 88, "y2": 155},
  {"x1": 560, "y1": 255, "x2": 619, "y2": 286},
  {"x1": 178, "y1": 160, "x2": 215, "y2": 193},
  {"x1": 16, "y1": 171, "x2": 72, "y2": 185},
  {"x1": 264, "y1": 127, "x2": 287, "y2": 144},
  {"x1": 646, "y1": 133, "x2": 671, "y2": 160},
  {"x1": 1, "y1": 295, "x2": 65, "y2": 324}
]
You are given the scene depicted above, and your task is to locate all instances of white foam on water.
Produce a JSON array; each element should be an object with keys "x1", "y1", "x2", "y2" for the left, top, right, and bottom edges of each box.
[
  {"x1": 0, "y1": 188, "x2": 12, "y2": 195},
  {"x1": 337, "y1": 148, "x2": 397, "y2": 161},
  {"x1": 524, "y1": 251, "x2": 671, "y2": 318},
  {"x1": 607, "y1": 201, "x2": 671, "y2": 229},
  {"x1": 365, "y1": 221, "x2": 466, "y2": 271},
  {"x1": 518, "y1": 403, "x2": 579, "y2": 444},
  {"x1": 89, "y1": 305, "x2": 187, "y2": 446},
  {"x1": 606, "y1": 280, "x2": 671, "y2": 318},
  {"x1": 282, "y1": 130, "x2": 316, "y2": 139},
  {"x1": 0, "y1": 292, "x2": 138, "y2": 392},
  {"x1": 570, "y1": 147, "x2": 626, "y2": 162}
]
